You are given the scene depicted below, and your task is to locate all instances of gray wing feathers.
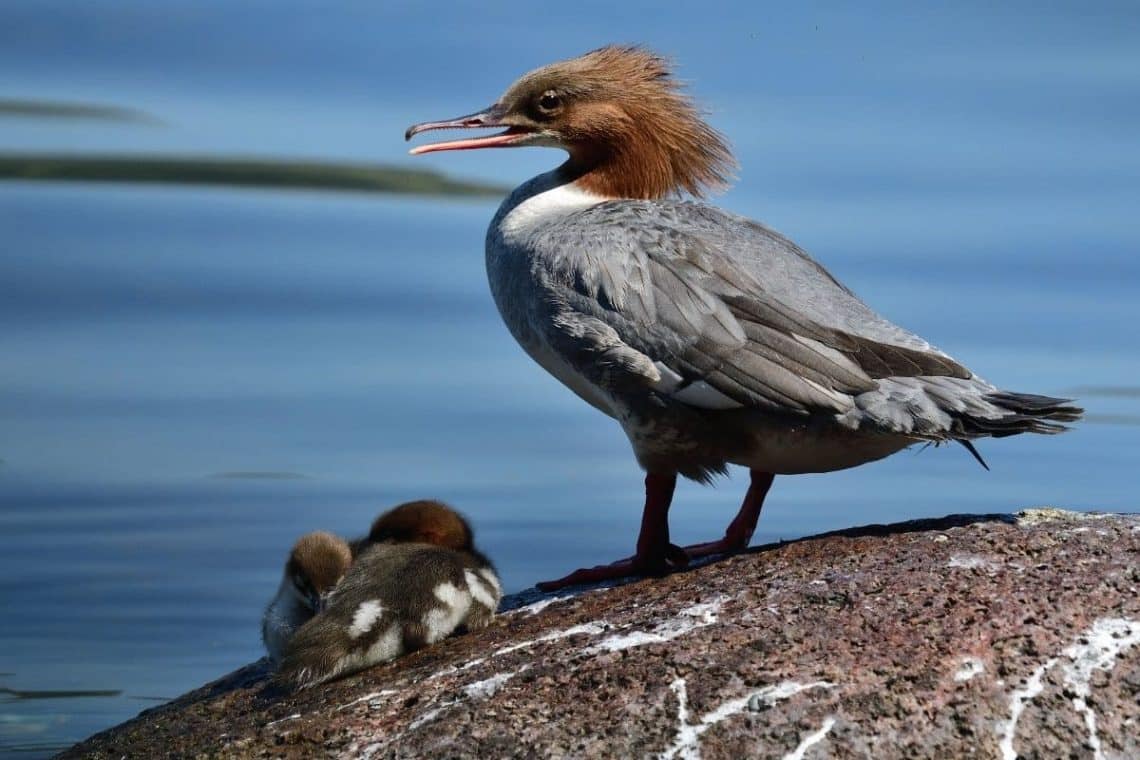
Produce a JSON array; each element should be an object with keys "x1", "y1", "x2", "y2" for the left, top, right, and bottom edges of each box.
[
  {"x1": 548, "y1": 308, "x2": 662, "y2": 388},
  {"x1": 536, "y1": 200, "x2": 974, "y2": 424}
]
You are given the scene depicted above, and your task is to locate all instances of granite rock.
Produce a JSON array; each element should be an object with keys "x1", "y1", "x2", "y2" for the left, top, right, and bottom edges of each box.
[{"x1": 60, "y1": 509, "x2": 1140, "y2": 759}]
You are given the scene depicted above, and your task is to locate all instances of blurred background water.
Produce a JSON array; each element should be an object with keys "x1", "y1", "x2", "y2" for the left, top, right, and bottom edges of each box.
[{"x1": 1, "y1": 1, "x2": 1137, "y2": 755}]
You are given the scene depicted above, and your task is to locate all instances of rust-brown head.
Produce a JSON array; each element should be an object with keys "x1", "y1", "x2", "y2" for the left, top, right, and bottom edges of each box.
[
  {"x1": 286, "y1": 531, "x2": 352, "y2": 611},
  {"x1": 405, "y1": 45, "x2": 735, "y2": 200},
  {"x1": 367, "y1": 500, "x2": 474, "y2": 552}
]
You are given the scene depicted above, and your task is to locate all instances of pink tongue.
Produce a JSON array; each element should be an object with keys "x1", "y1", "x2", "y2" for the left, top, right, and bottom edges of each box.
[{"x1": 409, "y1": 131, "x2": 522, "y2": 155}]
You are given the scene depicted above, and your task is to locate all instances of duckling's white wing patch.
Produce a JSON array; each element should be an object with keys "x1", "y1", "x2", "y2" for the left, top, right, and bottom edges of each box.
[
  {"x1": 364, "y1": 623, "x2": 403, "y2": 664},
  {"x1": 476, "y1": 568, "x2": 502, "y2": 597},
  {"x1": 348, "y1": 599, "x2": 386, "y2": 639},
  {"x1": 464, "y1": 568, "x2": 500, "y2": 610},
  {"x1": 424, "y1": 581, "x2": 472, "y2": 643}
]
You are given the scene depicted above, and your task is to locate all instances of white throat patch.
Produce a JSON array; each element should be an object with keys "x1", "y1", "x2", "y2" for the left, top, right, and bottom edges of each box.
[{"x1": 496, "y1": 171, "x2": 604, "y2": 242}]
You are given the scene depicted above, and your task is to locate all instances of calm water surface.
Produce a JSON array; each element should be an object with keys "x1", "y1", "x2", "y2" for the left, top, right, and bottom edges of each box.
[{"x1": 1, "y1": 3, "x2": 1138, "y2": 755}]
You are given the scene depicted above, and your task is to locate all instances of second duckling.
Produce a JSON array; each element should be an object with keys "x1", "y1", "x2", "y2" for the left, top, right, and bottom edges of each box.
[
  {"x1": 261, "y1": 531, "x2": 353, "y2": 664},
  {"x1": 278, "y1": 501, "x2": 501, "y2": 688}
]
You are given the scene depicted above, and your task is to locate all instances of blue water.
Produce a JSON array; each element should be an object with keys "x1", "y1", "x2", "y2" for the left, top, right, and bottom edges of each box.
[{"x1": 1, "y1": 2, "x2": 1138, "y2": 755}]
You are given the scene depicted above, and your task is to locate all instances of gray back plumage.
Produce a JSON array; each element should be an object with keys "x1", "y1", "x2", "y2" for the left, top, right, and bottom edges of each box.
[
  {"x1": 488, "y1": 190, "x2": 1079, "y2": 455},
  {"x1": 519, "y1": 199, "x2": 967, "y2": 416}
]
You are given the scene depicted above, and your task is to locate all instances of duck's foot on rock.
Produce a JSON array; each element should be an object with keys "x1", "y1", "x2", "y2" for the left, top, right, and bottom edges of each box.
[{"x1": 536, "y1": 543, "x2": 690, "y2": 591}]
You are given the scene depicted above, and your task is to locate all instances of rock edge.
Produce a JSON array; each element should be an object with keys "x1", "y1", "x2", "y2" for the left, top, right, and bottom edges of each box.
[{"x1": 61, "y1": 509, "x2": 1140, "y2": 759}]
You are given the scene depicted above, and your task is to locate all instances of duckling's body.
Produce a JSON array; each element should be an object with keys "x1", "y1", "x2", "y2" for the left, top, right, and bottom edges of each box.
[
  {"x1": 261, "y1": 531, "x2": 352, "y2": 663},
  {"x1": 277, "y1": 501, "x2": 501, "y2": 688}
]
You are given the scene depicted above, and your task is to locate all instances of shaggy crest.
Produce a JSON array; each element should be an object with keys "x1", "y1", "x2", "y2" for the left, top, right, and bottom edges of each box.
[{"x1": 507, "y1": 45, "x2": 736, "y2": 199}]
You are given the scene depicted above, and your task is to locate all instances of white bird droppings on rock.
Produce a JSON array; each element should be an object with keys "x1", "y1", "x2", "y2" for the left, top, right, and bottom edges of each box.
[
  {"x1": 998, "y1": 657, "x2": 1058, "y2": 760},
  {"x1": 953, "y1": 657, "x2": 984, "y2": 682},
  {"x1": 492, "y1": 621, "x2": 610, "y2": 658},
  {"x1": 781, "y1": 717, "x2": 837, "y2": 760},
  {"x1": 661, "y1": 678, "x2": 834, "y2": 759},
  {"x1": 947, "y1": 554, "x2": 998, "y2": 570},
  {"x1": 1060, "y1": 618, "x2": 1140, "y2": 760},
  {"x1": 997, "y1": 616, "x2": 1140, "y2": 760},
  {"x1": 586, "y1": 599, "x2": 723, "y2": 655},
  {"x1": 462, "y1": 667, "x2": 528, "y2": 700}
]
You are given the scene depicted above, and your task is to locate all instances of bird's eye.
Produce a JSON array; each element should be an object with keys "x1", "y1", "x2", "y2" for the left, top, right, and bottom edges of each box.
[{"x1": 538, "y1": 91, "x2": 561, "y2": 111}]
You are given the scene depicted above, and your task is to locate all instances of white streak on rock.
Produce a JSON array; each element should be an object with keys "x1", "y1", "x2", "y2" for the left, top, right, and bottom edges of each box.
[
  {"x1": 357, "y1": 741, "x2": 383, "y2": 760},
  {"x1": 407, "y1": 703, "x2": 455, "y2": 732},
  {"x1": 507, "y1": 595, "x2": 571, "y2": 616},
  {"x1": 266, "y1": 713, "x2": 301, "y2": 727},
  {"x1": 747, "y1": 681, "x2": 835, "y2": 711},
  {"x1": 586, "y1": 599, "x2": 723, "y2": 654},
  {"x1": 492, "y1": 621, "x2": 610, "y2": 657},
  {"x1": 1060, "y1": 618, "x2": 1140, "y2": 760},
  {"x1": 661, "y1": 679, "x2": 696, "y2": 760},
  {"x1": 463, "y1": 666, "x2": 529, "y2": 700},
  {"x1": 661, "y1": 678, "x2": 833, "y2": 760},
  {"x1": 947, "y1": 555, "x2": 998, "y2": 570},
  {"x1": 998, "y1": 616, "x2": 1140, "y2": 759},
  {"x1": 998, "y1": 657, "x2": 1058, "y2": 760},
  {"x1": 424, "y1": 620, "x2": 608, "y2": 682},
  {"x1": 781, "y1": 717, "x2": 837, "y2": 760},
  {"x1": 336, "y1": 690, "x2": 398, "y2": 712},
  {"x1": 953, "y1": 657, "x2": 984, "y2": 682}
]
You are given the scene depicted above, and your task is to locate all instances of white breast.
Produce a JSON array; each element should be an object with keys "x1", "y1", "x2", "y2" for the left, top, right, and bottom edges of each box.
[{"x1": 494, "y1": 172, "x2": 603, "y2": 244}]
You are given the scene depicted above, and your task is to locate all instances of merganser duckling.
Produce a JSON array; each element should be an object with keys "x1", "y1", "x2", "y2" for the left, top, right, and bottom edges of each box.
[
  {"x1": 277, "y1": 501, "x2": 501, "y2": 688},
  {"x1": 261, "y1": 531, "x2": 352, "y2": 663},
  {"x1": 405, "y1": 45, "x2": 1083, "y2": 589},
  {"x1": 364, "y1": 498, "x2": 477, "y2": 552}
]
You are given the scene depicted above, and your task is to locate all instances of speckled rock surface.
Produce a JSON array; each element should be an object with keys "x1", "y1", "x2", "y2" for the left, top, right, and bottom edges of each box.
[{"x1": 60, "y1": 509, "x2": 1140, "y2": 759}]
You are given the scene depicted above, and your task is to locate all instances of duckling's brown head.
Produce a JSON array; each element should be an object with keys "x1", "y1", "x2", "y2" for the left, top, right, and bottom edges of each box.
[
  {"x1": 367, "y1": 500, "x2": 474, "y2": 552},
  {"x1": 286, "y1": 531, "x2": 352, "y2": 610},
  {"x1": 406, "y1": 45, "x2": 735, "y2": 200}
]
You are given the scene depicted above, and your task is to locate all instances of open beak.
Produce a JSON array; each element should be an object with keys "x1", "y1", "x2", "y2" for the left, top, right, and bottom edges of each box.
[{"x1": 405, "y1": 105, "x2": 531, "y2": 155}]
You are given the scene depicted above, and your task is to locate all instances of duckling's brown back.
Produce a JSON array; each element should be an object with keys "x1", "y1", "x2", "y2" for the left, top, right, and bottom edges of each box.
[{"x1": 277, "y1": 543, "x2": 501, "y2": 689}]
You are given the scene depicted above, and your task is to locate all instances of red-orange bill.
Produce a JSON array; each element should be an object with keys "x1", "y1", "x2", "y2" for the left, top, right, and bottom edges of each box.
[
  {"x1": 408, "y1": 129, "x2": 528, "y2": 155},
  {"x1": 405, "y1": 106, "x2": 528, "y2": 155}
]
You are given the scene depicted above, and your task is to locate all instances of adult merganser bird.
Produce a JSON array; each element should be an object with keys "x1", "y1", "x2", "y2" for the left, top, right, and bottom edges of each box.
[
  {"x1": 278, "y1": 501, "x2": 501, "y2": 688},
  {"x1": 262, "y1": 531, "x2": 353, "y2": 663},
  {"x1": 405, "y1": 45, "x2": 1082, "y2": 590}
]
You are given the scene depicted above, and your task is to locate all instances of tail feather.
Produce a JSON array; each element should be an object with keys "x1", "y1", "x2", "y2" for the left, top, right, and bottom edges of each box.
[
  {"x1": 960, "y1": 391, "x2": 1083, "y2": 438},
  {"x1": 276, "y1": 618, "x2": 390, "y2": 690},
  {"x1": 276, "y1": 629, "x2": 356, "y2": 690}
]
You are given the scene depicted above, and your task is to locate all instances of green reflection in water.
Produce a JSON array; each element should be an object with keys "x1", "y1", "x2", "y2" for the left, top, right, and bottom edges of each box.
[
  {"x1": 0, "y1": 153, "x2": 509, "y2": 197},
  {"x1": 0, "y1": 98, "x2": 158, "y2": 123}
]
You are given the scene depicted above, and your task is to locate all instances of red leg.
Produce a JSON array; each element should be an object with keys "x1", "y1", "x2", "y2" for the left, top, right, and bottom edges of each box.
[
  {"x1": 684, "y1": 470, "x2": 775, "y2": 559},
  {"x1": 537, "y1": 471, "x2": 681, "y2": 591}
]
